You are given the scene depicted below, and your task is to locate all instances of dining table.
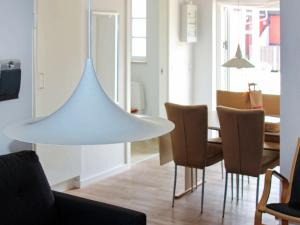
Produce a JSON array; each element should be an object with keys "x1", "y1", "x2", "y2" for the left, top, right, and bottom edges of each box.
[
  {"x1": 208, "y1": 111, "x2": 280, "y2": 137},
  {"x1": 159, "y1": 111, "x2": 280, "y2": 198}
]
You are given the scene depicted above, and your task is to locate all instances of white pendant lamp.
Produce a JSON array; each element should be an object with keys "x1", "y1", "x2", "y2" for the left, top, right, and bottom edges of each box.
[
  {"x1": 4, "y1": 0, "x2": 174, "y2": 145},
  {"x1": 222, "y1": 44, "x2": 255, "y2": 69},
  {"x1": 222, "y1": 0, "x2": 255, "y2": 69}
]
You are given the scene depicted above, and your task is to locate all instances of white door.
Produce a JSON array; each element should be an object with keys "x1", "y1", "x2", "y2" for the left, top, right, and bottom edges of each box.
[
  {"x1": 158, "y1": 0, "x2": 169, "y2": 118},
  {"x1": 34, "y1": 0, "x2": 83, "y2": 185}
]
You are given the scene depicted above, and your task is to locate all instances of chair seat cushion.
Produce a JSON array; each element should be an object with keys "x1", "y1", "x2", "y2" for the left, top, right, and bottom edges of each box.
[
  {"x1": 264, "y1": 141, "x2": 280, "y2": 151},
  {"x1": 260, "y1": 151, "x2": 279, "y2": 174},
  {"x1": 264, "y1": 134, "x2": 280, "y2": 143},
  {"x1": 206, "y1": 141, "x2": 223, "y2": 167},
  {"x1": 267, "y1": 203, "x2": 300, "y2": 218},
  {"x1": 208, "y1": 137, "x2": 222, "y2": 144}
]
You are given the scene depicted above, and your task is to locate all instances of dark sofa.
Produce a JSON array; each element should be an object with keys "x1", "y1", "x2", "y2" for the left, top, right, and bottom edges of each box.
[{"x1": 0, "y1": 150, "x2": 146, "y2": 225}]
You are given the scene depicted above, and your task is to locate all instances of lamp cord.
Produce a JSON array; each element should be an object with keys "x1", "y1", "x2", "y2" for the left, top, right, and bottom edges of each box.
[
  {"x1": 238, "y1": 0, "x2": 241, "y2": 45},
  {"x1": 88, "y1": 0, "x2": 92, "y2": 59}
]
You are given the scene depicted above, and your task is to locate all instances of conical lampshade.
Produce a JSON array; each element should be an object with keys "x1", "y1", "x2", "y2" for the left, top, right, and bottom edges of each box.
[
  {"x1": 222, "y1": 44, "x2": 255, "y2": 69},
  {"x1": 4, "y1": 59, "x2": 174, "y2": 145},
  {"x1": 4, "y1": 0, "x2": 174, "y2": 145}
]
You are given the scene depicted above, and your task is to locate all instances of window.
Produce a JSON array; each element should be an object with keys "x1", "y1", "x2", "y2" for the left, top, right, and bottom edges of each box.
[
  {"x1": 219, "y1": 6, "x2": 280, "y2": 95},
  {"x1": 131, "y1": 0, "x2": 147, "y2": 62}
]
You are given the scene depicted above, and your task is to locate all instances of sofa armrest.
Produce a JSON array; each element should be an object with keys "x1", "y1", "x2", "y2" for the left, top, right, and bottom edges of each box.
[{"x1": 53, "y1": 191, "x2": 146, "y2": 225}]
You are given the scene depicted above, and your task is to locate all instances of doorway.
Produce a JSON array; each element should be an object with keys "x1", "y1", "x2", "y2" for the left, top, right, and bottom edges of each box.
[{"x1": 129, "y1": 0, "x2": 169, "y2": 164}]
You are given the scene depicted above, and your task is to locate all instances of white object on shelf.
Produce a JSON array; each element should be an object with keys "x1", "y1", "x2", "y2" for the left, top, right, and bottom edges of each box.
[
  {"x1": 180, "y1": 2, "x2": 197, "y2": 43},
  {"x1": 131, "y1": 81, "x2": 145, "y2": 114}
]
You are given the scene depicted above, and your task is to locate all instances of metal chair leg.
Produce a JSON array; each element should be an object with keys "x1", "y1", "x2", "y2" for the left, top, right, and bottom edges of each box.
[
  {"x1": 172, "y1": 165, "x2": 177, "y2": 208},
  {"x1": 256, "y1": 175, "x2": 260, "y2": 205},
  {"x1": 248, "y1": 176, "x2": 250, "y2": 184},
  {"x1": 222, "y1": 172, "x2": 229, "y2": 218},
  {"x1": 242, "y1": 175, "x2": 244, "y2": 198},
  {"x1": 201, "y1": 168, "x2": 205, "y2": 214},
  {"x1": 195, "y1": 169, "x2": 198, "y2": 189},
  {"x1": 221, "y1": 160, "x2": 224, "y2": 179},
  {"x1": 191, "y1": 167, "x2": 194, "y2": 193},
  {"x1": 236, "y1": 174, "x2": 240, "y2": 203},
  {"x1": 231, "y1": 173, "x2": 234, "y2": 201}
]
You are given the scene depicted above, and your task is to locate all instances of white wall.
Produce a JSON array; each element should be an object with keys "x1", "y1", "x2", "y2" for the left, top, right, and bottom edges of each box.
[
  {"x1": 131, "y1": 0, "x2": 160, "y2": 116},
  {"x1": 168, "y1": 0, "x2": 194, "y2": 105},
  {"x1": 280, "y1": 0, "x2": 300, "y2": 176},
  {"x1": 80, "y1": 145, "x2": 126, "y2": 186},
  {"x1": 193, "y1": 0, "x2": 216, "y2": 109},
  {"x1": 0, "y1": 0, "x2": 33, "y2": 155}
]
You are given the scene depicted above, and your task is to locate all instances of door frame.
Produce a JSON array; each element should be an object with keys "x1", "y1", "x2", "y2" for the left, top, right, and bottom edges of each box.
[
  {"x1": 125, "y1": 0, "x2": 132, "y2": 165},
  {"x1": 158, "y1": 0, "x2": 170, "y2": 118},
  {"x1": 125, "y1": 0, "x2": 170, "y2": 165}
]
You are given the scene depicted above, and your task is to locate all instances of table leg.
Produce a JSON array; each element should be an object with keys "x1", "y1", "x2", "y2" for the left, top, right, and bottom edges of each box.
[{"x1": 175, "y1": 167, "x2": 203, "y2": 199}]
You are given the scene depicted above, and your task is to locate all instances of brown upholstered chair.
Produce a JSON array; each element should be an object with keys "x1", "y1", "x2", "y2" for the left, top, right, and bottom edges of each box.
[
  {"x1": 216, "y1": 90, "x2": 280, "y2": 143},
  {"x1": 217, "y1": 106, "x2": 279, "y2": 218},
  {"x1": 165, "y1": 103, "x2": 223, "y2": 213},
  {"x1": 216, "y1": 90, "x2": 280, "y2": 116},
  {"x1": 255, "y1": 139, "x2": 300, "y2": 225}
]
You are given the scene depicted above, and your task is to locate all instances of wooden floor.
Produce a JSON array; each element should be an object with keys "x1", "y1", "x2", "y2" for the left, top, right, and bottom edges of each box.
[{"x1": 68, "y1": 157, "x2": 281, "y2": 225}]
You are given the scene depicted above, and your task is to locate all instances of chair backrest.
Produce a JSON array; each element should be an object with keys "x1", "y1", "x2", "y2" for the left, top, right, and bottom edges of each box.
[
  {"x1": 0, "y1": 151, "x2": 59, "y2": 225},
  {"x1": 165, "y1": 103, "x2": 208, "y2": 168},
  {"x1": 217, "y1": 106, "x2": 265, "y2": 176},
  {"x1": 262, "y1": 94, "x2": 280, "y2": 116},
  {"x1": 288, "y1": 138, "x2": 300, "y2": 208},
  {"x1": 217, "y1": 90, "x2": 280, "y2": 116},
  {"x1": 217, "y1": 90, "x2": 251, "y2": 109}
]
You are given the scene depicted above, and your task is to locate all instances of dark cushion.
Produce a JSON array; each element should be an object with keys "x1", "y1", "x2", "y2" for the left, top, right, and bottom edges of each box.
[
  {"x1": 290, "y1": 146, "x2": 300, "y2": 208},
  {"x1": 267, "y1": 203, "x2": 300, "y2": 218},
  {"x1": 54, "y1": 191, "x2": 146, "y2": 225},
  {"x1": 0, "y1": 151, "x2": 59, "y2": 225}
]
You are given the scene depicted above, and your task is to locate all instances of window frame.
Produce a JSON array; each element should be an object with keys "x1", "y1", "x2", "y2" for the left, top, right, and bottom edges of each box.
[
  {"x1": 217, "y1": 4, "x2": 281, "y2": 95},
  {"x1": 131, "y1": 0, "x2": 147, "y2": 63}
]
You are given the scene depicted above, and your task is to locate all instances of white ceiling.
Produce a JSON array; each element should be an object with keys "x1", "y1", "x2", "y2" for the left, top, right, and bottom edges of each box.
[{"x1": 217, "y1": 0, "x2": 279, "y2": 8}]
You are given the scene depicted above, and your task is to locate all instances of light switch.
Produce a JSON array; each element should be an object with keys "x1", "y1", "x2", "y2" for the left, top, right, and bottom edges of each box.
[{"x1": 39, "y1": 73, "x2": 45, "y2": 89}]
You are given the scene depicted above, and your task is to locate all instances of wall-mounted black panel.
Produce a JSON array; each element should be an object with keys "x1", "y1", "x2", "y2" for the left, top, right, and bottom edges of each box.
[{"x1": 0, "y1": 60, "x2": 21, "y2": 102}]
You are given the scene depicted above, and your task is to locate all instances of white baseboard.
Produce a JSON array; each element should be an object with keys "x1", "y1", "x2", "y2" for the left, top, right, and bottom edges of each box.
[
  {"x1": 75, "y1": 164, "x2": 129, "y2": 188},
  {"x1": 51, "y1": 177, "x2": 78, "y2": 192}
]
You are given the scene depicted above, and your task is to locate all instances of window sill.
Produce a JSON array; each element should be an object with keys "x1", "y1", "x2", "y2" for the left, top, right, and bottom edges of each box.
[{"x1": 131, "y1": 60, "x2": 148, "y2": 64}]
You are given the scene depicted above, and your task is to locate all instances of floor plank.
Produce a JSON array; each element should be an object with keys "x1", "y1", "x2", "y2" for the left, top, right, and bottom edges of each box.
[{"x1": 67, "y1": 157, "x2": 281, "y2": 225}]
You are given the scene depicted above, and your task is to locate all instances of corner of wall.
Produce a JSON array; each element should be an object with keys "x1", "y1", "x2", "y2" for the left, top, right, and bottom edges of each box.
[{"x1": 0, "y1": 0, "x2": 33, "y2": 155}]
